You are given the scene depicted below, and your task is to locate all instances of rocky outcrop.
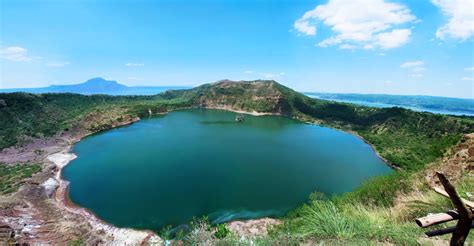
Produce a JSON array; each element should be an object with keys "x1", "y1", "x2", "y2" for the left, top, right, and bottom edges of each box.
[
  {"x1": 227, "y1": 218, "x2": 281, "y2": 238},
  {"x1": 193, "y1": 80, "x2": 293, "y2": 115},
  {"x1": 425, "y1": 133, "x2": 474, "y2": 188},
  {"x1": 41, "y1": 178, "x2": 59, "y2": 197}
]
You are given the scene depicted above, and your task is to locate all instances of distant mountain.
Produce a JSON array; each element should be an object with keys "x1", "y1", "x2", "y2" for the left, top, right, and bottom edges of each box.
[
  {"x1": 46, "y1": 77, "x2": 128, "y2": 94},
  {"x1": 305, "y1": 92, "x2": 474, "y2": 116},
  {"x1": 0, "y1": 78, "x2": 188, "y2": 95}
]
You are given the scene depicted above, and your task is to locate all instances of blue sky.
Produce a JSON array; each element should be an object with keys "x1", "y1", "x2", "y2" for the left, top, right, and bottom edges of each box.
[{"x1": 0, "y1": 0, "x2": 473, "y2": 98}]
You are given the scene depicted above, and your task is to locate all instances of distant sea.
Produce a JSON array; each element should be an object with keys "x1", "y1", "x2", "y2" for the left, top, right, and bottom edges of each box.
[{"x1": 304, "y1": 93, "x2": 474, "y2": 116}]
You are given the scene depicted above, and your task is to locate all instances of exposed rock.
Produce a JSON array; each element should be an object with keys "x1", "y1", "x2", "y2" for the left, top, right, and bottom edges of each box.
[
  {"x1": 425, "y1": 133, "x2": 474, "y2": 187},
  {"x1": 227, "y1": 218, "x2": 281, "y2": 238},
  {"x1": 0, "y1": 223, "x2": 15, "y2": 243},
  {"x1": 41, "y1": 178, "x2": 59, "y2": 197}
]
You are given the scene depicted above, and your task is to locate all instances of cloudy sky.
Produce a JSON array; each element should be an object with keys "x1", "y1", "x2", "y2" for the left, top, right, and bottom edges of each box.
[{"x1": 0, "y1": 0, "x2": 473, "y2": 98}]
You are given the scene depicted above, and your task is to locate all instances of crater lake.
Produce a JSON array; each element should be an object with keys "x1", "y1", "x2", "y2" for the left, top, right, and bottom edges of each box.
[{"x1": 62, "y1": 109, "x2": 391, "y2": 231}]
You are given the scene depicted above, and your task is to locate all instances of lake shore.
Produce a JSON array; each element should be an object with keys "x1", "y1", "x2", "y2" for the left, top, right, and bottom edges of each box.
[
  {"x1": 0, "y1": 106, "x2": 391, "y2": 244},
  {"x1": 203, "y1": 106, "x2": 282, "y2": 116},
  {"x1": 348, "y1": 131, "x2": 401, "y2": 170},
  {"x1": 48, "y1": 151, "x2": 162, "y2": 245},
  {"x1": 0, "y1": 116, "x2": 164, "y2": 244}
]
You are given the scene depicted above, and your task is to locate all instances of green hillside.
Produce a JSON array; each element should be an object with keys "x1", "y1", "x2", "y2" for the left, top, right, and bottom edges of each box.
[{"x1": 1, "y1": 80, "x2": 473, "y2": 244}]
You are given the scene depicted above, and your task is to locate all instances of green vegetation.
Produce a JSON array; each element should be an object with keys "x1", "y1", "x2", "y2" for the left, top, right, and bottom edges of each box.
[
  {"x1": 1, "y1": 80, "x2": 473, "y2": 244},
  {"x1": 0, "y1": 163, "x2": 41, "y2": 194},
  {"x1": 292, "y1": 98, "x2": 472, "y2": 171},
  {"x1": 337, "y1": 171, "x2": 411, "y2": 207},
  {"x1": 214, "y1": 224, "x2": 230, "y2": 239},
  {"x1": 279, "y1": 199, "x2": 421, "y2": 244},
  {"x1": 0, "y1": 92, "x2": 191, "y2": 149},
  {"x1": 66, "y1": 239, "x2": 84, "y2": 246}
]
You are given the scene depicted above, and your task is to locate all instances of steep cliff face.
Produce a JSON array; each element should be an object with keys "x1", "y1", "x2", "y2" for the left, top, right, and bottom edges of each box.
[{"x1": 188, "y1": 80, "x2": 294, "y2": 115}]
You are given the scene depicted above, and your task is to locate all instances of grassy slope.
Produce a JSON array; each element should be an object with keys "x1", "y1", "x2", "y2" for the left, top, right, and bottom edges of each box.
[
  {"x1": 1, "y1": 80, "x2": 473, "y2": 244},
  {"x1": 0, "y1": 92, "x2": 192, "y2": 149},
  {"x1": 0, "y1": 163, "x2": 41, "y2": 194}
]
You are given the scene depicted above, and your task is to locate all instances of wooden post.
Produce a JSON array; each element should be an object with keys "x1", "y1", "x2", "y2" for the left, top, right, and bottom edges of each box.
[
  {"x1": 436, "y1": 172, "x2": 473, "y2": 246},
  {"x1": 416, "y1": 210, "x2": 460, "y2": 227},
  {"x1": 425, "y1": 223, "x2": 474, "y2": 237}
]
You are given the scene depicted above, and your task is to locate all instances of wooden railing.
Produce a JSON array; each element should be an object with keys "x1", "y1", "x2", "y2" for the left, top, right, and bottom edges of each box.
[{"x1": 415, "y1": 172, "x2": 473, "y2": 245}]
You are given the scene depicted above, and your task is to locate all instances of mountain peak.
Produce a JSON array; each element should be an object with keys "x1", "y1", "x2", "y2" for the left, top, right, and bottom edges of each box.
[
  {"x1": 83, "y1": 77, "x2": 119, "y2": 85},
  {"x1": 45, "y1": 77, "x2": 128, "y2": 94}
]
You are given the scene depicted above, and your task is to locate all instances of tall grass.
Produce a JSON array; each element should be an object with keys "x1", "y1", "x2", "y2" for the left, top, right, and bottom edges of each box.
[
  {"x1": 281, "y1": 199, "x2": 421, "y2": 245},
  {"x1": 337, "y1": 171, "x2": 411, "y2": 207}
]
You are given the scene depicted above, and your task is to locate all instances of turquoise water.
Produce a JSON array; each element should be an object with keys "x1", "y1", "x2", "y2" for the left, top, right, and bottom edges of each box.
[{"x1": 63, "y1": 109, "x2": 391, "y2": 231}]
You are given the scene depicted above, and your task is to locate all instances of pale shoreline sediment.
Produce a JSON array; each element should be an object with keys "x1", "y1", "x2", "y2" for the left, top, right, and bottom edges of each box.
[
  {"x1": 47, "y1": 150, "x2": 163, "y2": 245},
  {"x1": 203, "y1": 106, "x2": 281, "y2": 116},
  {"x1": 37, "y1": 116, "x2": 163, "y2": 244}
]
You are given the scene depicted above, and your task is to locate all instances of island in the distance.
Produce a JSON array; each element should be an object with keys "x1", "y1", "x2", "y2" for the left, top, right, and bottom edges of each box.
[{"x1": 0, "y1": 77, "x2": 188, "y2": 95}]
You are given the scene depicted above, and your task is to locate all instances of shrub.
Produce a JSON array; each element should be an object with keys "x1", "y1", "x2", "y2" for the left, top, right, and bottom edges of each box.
[{"x1": 214, "y1": 224, "x2": 230, "y2": 239}]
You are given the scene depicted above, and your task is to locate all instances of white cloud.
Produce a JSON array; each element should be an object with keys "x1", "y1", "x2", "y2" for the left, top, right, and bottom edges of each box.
[
  {"x1": 465, "y1": 67, "x2": 474, "y2": 71},
  {"x1": 294, "y1": 18, "x2": 317, "y2": 36},
  {"x1": 462, "y1": 77, "x2": 474, "y2": 81},
  {"x1": 431, "y1": 0, "x2": 474, "y2": 40},
  {"x1": 374, "y1": 29, "x2": 412, "y2": 49},
  {"x1": 0, "y1": 46, "x2": 33, "y2": 62},
  {"x1": 125, "y1": 63, "x2": 144, "y2": 67},
  {"x1": 295, "y1": 0, "x2": 417, "y2": 50},
  {"x1": 400, "y1": 60, "x2": 426, "y2": 77},
  {"x1": 339, "y1": 44, "x2": 357, "y2": 50},
  {"x1": 46, "y1": 62, "x2": 70, "y2": 67},
  {"x1": 400, "y1": 60, "x2": 424, "y2": 68},
  {"x1": 244, "y1": 70, "x2": 254, "y2": 74}
]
